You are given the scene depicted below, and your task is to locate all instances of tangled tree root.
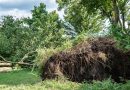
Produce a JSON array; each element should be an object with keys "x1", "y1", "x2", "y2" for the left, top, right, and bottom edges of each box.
[{"x1": 40, "y1": 37, "x2": 130, "y2": 83}]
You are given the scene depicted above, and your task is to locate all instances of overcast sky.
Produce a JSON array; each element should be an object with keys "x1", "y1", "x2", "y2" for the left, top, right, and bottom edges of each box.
[{"x1": 0, "y1": 0, "x2": 64, "y2": 19}]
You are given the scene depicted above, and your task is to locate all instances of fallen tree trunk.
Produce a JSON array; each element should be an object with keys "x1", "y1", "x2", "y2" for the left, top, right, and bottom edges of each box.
[
  {"x1": 0, "y1": 60, "x2": 33, "y2": 66},
  {"x1": 0, "y1": 67, "x2": 12, "y2": 72},
  {"x1": 0, "y1": 63, "x2": 12, "y2": 67},
  {"x1": 0, "y1": 54, "x2": 34, "y2": 66}
]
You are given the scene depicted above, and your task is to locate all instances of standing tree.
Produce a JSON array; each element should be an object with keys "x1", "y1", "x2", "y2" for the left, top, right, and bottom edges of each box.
[
  {"x1": 0, "y1": 16, "x2": 36, "y2": 62},
  {"x1": 27, "y1": 3, "x2": 66, "y2": 48},
  {"x1": 57, "y1": 0, "x2": 130, "y2": 32},
  {"x1": 57, "y1": 0, "x2": 104, "y2": 33},
  {"x1": 56, "y1": 0, "x2": 130, "y2": 50}
]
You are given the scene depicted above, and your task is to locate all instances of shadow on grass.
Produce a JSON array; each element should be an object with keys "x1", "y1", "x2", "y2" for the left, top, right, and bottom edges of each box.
[{"x1": 0, "y1": 69, "x2": 41, "y2": 85}]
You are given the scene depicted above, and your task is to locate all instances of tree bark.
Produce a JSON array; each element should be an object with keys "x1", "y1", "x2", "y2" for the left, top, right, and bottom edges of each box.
[{"x1": 112, "y1": 0, "x2": 120, "y2": 26}]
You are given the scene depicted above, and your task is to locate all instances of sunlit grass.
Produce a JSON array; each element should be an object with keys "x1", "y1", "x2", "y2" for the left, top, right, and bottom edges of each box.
[{"x1": 0, "y1": 69, "x2": 40, "y2": 85}]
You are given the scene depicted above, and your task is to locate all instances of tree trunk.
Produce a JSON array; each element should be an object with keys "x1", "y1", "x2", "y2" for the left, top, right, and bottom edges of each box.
[{"x1": 111, "y1": 0, "x2": 120, "y2": 26}]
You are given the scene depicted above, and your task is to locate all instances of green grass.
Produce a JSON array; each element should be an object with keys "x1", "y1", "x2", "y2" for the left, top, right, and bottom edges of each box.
[
  {"x1": 0, "y1": 70, "x2": 40, "y2": 85},
  {"x1": 0, "y1": 70, "x2": 130, "y2": 90}
]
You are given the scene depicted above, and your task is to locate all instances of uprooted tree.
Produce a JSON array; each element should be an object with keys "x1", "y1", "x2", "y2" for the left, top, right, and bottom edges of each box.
[
  {"x1": 39, "y1": 1, "x2": 130, "y2": 82},
  {"x1": 40, "y1": 37, "x2": 130, "y2": 83}
]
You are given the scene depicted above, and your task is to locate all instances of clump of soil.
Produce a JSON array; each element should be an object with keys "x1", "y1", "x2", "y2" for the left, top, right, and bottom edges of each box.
[{"x1": 40, "y1": 37, "x2": 130, "y2": 83}]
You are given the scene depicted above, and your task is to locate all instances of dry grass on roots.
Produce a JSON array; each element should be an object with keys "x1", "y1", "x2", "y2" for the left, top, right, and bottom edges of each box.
[{"x1": 40, "y1": 37, "x2": 130, "y2": 83}]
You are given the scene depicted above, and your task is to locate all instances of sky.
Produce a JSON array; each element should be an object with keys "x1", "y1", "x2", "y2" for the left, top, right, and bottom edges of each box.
[{"x1": 0, "y1": 0, "x2": 64, "y2": 19}]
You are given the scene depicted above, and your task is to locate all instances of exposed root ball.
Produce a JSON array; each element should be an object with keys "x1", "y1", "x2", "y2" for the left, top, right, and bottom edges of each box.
[{"x1": 40, "y1": 37, "x2": 130, "y2": 83}]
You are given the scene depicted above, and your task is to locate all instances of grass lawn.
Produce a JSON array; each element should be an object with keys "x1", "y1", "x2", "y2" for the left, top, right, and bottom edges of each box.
[{"x1": 0, "y1": 70, "x2": 130, "y2": 90}]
